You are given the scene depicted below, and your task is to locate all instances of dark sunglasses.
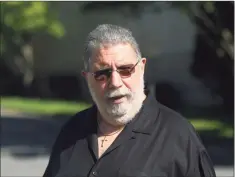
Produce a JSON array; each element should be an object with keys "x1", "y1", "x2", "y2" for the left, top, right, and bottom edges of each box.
[{"x1": 87, "y1": 59, "x2": 141, "y2": 81}]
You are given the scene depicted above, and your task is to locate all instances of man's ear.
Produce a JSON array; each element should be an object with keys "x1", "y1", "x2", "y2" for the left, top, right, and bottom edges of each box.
[
  {"x1": 140, "y1": 58, "x2": 147, "y2": 72},
  {"x1": 81, "y1": 71, "x2": 88, "y2": 79}
]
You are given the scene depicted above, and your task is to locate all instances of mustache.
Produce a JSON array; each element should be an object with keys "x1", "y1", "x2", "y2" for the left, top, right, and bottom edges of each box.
[{"x1": 105, "y1": 89, "x2": 131, "y2": 98}]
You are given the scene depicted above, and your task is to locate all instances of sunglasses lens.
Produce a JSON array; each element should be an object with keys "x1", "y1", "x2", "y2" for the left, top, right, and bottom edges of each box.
[
  {"x1": 119, "y1": 68, "x2": 133, "y2": 77},
  {"x1": 93, "y1": 66, "x2": 135, "y2": 81},
  {"x1": 94, "y1": 69, "x2": 110, "y2": 81},
  {"x1": 94, "y1": 74, "x2": 106, "y2": 81}
]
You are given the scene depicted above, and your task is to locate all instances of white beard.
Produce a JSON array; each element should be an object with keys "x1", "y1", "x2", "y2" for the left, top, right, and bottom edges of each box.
[{"x1": 87, "y1": 76, "x2": 145, "y2": 126}]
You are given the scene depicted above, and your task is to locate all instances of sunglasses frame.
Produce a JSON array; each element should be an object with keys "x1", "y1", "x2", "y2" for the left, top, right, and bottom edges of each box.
[{"x1": 84, "y1": 59, "x2": 141, "y2": 81}]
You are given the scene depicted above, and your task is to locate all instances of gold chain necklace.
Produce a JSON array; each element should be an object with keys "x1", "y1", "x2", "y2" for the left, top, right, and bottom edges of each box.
[{"x1": 97, "y1": 119, "x2": 123, "y2": 147}]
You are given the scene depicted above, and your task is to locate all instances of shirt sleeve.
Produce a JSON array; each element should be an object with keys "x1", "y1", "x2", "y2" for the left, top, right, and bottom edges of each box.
[
  {"x1": 42, "y1": 136, "x2": 61, "y2": 177},
  {"x1": 42, "y1": 113, "x2": 80, "y2": 177},
  {"x1": 196, "y1": 149, "x2": 217, "y2": 177},
  {"x1": 179, "y1": 120, "x2": 217, "y2": 177},
  {"x1": 184, "y1": 130, "x2": 217, "y2": 177}
]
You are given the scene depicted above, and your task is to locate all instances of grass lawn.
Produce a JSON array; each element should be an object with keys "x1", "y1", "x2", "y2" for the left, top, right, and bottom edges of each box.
[
  {"x1": 1, "y1": 96, "x2": 233, "y2": 138},
  {"x1": 1, "y1": 96, "x2": 91, "y2": 115}
]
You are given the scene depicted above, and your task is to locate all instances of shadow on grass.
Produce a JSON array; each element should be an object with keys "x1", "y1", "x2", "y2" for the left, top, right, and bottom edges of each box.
[{"x1": 1, "y1": 112, "x2": 234, "y2": 166}]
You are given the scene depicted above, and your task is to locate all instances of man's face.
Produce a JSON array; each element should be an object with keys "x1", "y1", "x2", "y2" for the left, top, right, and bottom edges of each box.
[{"x1": 86, "y1": 43, "x2": 146, "y2": 125}]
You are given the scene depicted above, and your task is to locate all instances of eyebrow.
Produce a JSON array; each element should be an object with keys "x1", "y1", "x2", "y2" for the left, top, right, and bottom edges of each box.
[
  {"x1": 93, "y1": 63, "x2": 110, "y2": 70},
  {"x1": 93, "y1": 62, "x2": 136, "y2": 70},
  {"x1": 117, "y1": 64, "x2": 134, "y2": 67}
]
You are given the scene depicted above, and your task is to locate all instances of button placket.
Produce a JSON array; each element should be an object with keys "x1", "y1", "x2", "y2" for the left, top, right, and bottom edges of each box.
[
  {"x1": 89, "y1": 162, "x2": 99, "y2": 177},
  {"x1": 92, "y1": 171, "x2": 98, "y2": 176}
]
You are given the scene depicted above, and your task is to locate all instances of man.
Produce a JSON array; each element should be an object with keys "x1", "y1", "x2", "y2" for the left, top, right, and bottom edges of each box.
[{"x1": 43, "y1": 24, "x2": 216, "y2": 177}]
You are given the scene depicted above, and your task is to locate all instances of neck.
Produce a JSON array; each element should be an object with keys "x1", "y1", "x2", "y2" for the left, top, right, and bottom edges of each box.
[{"x1": 97, "y1": 113, "x2": 124, "y2": 135}]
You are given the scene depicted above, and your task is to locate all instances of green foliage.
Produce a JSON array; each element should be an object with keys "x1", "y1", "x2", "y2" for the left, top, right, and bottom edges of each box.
[
  {"x1": 2, "y1": 1, "x2": 65, "y2": 38},
  {"x1": 1, "y1": 96, "x2": 91, "y2": 115},
  {"x1": 171, "y1": 1, "x2": 234, "y2": 60}
]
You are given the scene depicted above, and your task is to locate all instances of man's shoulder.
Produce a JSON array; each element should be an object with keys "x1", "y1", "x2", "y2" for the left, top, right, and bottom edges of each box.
[
  {"x1": 157, "y1": 102, "x2": 189, "y2": 126},
  {"x1": 153, "y1": 103, "x2": 215, "y2": 176},
  {"x1": 55, "y1": 105, "x2": 95, "y2": 139},
  {"x1": 51, "y1": 106, "x2": 95, "y2": 147},
  {"x1": 63, "y1": 105, "x2": 95, "y2": 129},
  {"x1": 156, "y1": 103, "x2": 204, "y2": 148}
]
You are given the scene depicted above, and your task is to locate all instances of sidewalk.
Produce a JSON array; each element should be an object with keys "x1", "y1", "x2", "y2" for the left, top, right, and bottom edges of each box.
[{"x1": 1, "y1": 107, "x2": 41, "y2": 119}]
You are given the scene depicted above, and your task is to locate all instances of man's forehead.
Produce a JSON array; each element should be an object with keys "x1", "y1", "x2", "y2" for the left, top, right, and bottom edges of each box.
[
  {"x1": 90, "y1": 58, "x2": 135, "y2": 70},
  {"x1": 89, "y1": 45, "x2": 137, "y2": 67}
]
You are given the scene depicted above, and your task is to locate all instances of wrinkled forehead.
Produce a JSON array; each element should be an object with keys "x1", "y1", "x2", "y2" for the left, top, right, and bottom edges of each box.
[{"x1": 89, "y1": 44, "x2": 138, "y2": 69}]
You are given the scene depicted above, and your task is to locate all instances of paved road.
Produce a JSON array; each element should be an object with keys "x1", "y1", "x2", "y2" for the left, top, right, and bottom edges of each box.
[{"x1": 1, "y1": 109, "x2": 234, "y2": 177}]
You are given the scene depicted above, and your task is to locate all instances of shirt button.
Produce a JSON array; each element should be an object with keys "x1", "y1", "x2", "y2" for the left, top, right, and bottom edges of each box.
[{"x1": 92, "y1": 171, "x2": 98, "y2": 176}]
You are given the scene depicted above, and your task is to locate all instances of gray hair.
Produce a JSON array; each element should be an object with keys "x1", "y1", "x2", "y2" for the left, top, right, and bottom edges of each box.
[{"x1": 83, "y1": 24, "x2": 142, "y2": 71}]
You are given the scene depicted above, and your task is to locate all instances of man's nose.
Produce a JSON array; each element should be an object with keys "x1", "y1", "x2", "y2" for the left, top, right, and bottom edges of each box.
[{"x1": 108, "y1": 70, "x2": 122, "y2": 89}]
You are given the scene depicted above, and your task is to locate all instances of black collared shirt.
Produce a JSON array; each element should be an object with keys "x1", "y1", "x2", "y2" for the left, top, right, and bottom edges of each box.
[{"x1": 43, "y1": 91, "x2": 216, "y2": 177}]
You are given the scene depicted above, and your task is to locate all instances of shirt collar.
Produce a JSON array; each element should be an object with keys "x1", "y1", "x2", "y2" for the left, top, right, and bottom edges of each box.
[{"x1": 129, "y1": 89, "x2": 160, "y2": 135}]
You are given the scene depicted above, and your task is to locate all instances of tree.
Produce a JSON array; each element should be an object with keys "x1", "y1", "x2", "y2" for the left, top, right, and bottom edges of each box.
[
  {"x1": 189, "y1": 2, "x2": 234, "y2": 115},
  {"x1": 1, "y1": 1, "x2": 65, "y2": 94}
]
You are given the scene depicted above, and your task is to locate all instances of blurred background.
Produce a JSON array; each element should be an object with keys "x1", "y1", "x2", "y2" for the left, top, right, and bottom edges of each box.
[{"x1": 0, "y1": 1, "x2": 234, "y2": 176}]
